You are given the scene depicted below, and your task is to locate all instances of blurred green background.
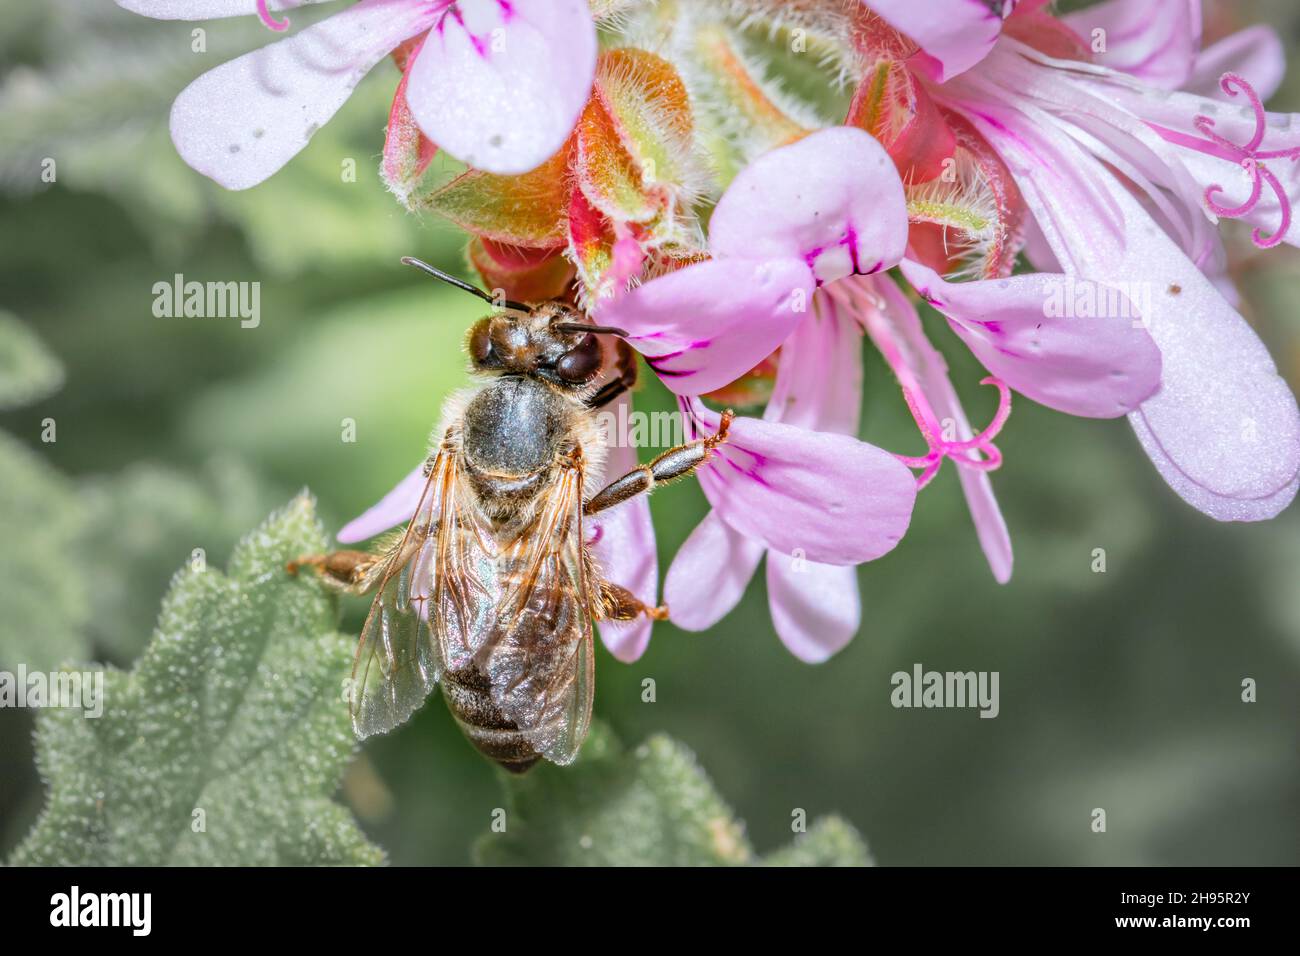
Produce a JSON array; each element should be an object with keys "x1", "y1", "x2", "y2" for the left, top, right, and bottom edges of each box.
[{"x1": 1, "y1": 1, "x2": 1297, "y2": 865}]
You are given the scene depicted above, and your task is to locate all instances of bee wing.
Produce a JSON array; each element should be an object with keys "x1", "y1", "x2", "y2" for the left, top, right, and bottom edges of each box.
[
  {"x1": 351, "y1": 444, "x2": 493, "y2": 738},
  {"x1": 480, "y1": 456, "x2": 595, "y2": 765},
  {"x1": 431, "y1": 462, "x2": 500, "y2": 677}
]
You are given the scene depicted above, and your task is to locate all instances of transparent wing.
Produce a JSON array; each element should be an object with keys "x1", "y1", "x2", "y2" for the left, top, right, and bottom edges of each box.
[
  {"x1": 350, "y1": 444, "x2": 493, "y2": 738},
  {"x1": 431, "y1": 460, "x2": 499, "y2": 676},
  {"x1": 481, "y1": 456, "x2": 595, "y2": 765}
]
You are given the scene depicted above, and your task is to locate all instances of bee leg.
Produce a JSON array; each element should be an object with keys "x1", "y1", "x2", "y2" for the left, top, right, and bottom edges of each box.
[
  {"x1": 599, "y1": 581, "x2": 670, "y2": 622},
  {"x1": 584, "y1": 409, "x2": 733, "y2": 515},
  {"x1": 286, "y1": 550, "x2": 382, "y2": 595},
  {"x1": 586, "y1": 339, "x2": 638, "y2": 410}
]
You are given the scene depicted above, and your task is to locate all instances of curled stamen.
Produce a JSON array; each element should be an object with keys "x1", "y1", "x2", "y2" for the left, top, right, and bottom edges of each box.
[
  {"x1": 895, "y1": 377, "x2": 1011, "y2": 489},
  {"x1": 1191, "y1": 73, "x2": 1300, "y2": 248},
  {"x1": 257, "y1": 0, "x2": 290, "y2": 32},
  {"x1": 828, "y1": 278, "x2": 1013, "y2": 490}
]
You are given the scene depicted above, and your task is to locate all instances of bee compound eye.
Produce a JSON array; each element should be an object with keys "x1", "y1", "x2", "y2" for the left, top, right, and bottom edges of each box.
[
  {"x1": 555, "y1": 333, "x2": 602, "y2": 383},
  {"x1": 468, "y1": 319, "x2": 494, "y2": 366}
]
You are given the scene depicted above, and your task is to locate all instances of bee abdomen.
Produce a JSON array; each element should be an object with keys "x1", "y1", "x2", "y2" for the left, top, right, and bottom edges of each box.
[{"x1": 442, "y1": 665, "x2": 541, "y2": 774}]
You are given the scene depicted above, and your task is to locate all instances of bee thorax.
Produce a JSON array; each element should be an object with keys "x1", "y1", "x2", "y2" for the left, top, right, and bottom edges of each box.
[{"x1": 462, "y1": 377, "x2": 566, "y2": 479}]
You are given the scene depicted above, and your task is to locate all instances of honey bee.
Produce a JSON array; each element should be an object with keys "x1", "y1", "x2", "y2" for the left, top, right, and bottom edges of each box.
[{"x1": 290, "y1": 258, "x2": 731, "y2": 772}]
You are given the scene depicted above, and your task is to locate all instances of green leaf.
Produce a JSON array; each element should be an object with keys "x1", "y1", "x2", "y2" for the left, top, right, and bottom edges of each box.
[
  {"x1": 0, "y1": 311, "x2": 64, "y2": 410},
  {"x1": 0, "y1": 429, "x2": 90, "y2": 671},
  {"x1": 762, "y1": 816, "x2": 874, "y2": 867},
  {"x1": 474, "y1": 726, "x2": 869, "y2": 866},
  {"x1": 7, "y1": 494, "x2": 384, "y2": 866}
]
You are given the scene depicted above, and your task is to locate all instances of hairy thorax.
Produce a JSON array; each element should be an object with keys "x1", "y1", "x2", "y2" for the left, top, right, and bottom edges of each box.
[{"x1": 459, "y1": 376, "x2": 601, "y2": 522}]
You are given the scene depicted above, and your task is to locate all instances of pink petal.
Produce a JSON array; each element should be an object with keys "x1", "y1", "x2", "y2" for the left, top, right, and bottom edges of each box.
[
  {"x1": 764, "y1": 293, "x2": 863, "y2": 436},
  {"x1": 1019, "y1": 216, "x2": 1062, "y2": 272},
  {"x1": 663, "y1": 511, "x2": 763, "y2": 632},
  {"x1": 405, "y1": 0, "x2": 595, "y2": 174},
  {"x1": 1131, "y1": 418, "x2": 1298, "y2": 521},
  {"x1": 976, "y1": 51, "x2": 1216, "y2": 261},
  {"x1": 686, "y1": 399, "x2": 917, "y2": 566},
  {"x1": 381, "y1": 39, "x2": 439, "y2": 207},
  {"x1": 969, "y1": 101, "x2": 1300, "y2": 515},
  {"x1": 117, "y1": 0, "x2": 332, "y2": 19},
  {"x1": 766, "y1": 553, "x2": 859, "y2": 663},
  {"x1": 598, "y1": 258, "x2": 814, "y2": 396},
  {"x1": 1095, "y1": 80, "x2": 1300, "y2": 249},
  {"x1": 759, "y1": 299, "x2": 863, "y2": 437},
  {"x1": 1062, "y1": 0, "x2": 1201, "y2": 90},
  {"x1": 866, "y1": 0, "x2": 1006, "y2": 82},
  {"x1": 169, "y1": 0, "x2": 435, "y2": 189},
  {"x1": 708, "y1": 126, "x2": 908, "y2": 283},
  {"x1": 871, "y1": 276, "x2": 1013, "y2": 583},
  {"x1": 954, "y1": 59, "x2": 1129, "y2": 262},
  {"x1": 590, "y1": 394, "x2": 657, "y2": 663},
  {"x1": 337, "y1": 460, "x2": 427, "y2": 543},
  {"x1": 1000, "y1": 20, "x2": 1295, "y2": 251},
  {"x1": 898, "y1": 259, "x2": 1162, "y2": 419},
  {"x1": 1187, "y1": 25, "x2": 1285, "y2": 101}
]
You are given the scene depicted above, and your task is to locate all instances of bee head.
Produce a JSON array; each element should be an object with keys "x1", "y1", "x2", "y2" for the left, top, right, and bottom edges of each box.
[
  {"x1": 400, "y1": 257, "x2": 626, "y2": 390},
  {"x1": 466, "y1": 305, "x2": 613, "y2": 388}
]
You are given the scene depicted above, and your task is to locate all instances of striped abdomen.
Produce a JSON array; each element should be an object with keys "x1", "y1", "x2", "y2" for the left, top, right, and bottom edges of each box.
[{"x1": 440, "y1": 663, "x2": 541, "y2": 774}]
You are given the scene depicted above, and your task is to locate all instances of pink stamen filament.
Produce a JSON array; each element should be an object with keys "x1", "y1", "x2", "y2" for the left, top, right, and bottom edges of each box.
[
  {"x1": 257, "y1": 0, "x2": 290, "y2": 32},
  {"x1": 834, "y1": 281, "x2": 1012, "y2": 490},
  {"x1": 891, "y1": 377, "x2": 1010, "y2": 488},
  {"x1": 1162, "y1": 72, "x2": 1300, "y2": 249}
]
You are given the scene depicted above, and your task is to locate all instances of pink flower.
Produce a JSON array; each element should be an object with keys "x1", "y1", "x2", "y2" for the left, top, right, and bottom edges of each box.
[
  {"x1": 860, "y1": 0, "x2": 1300, "y2": 520},
  {"x1": 599, "y1": 128, "x2": 916, "y2": 658},
  {"x1": 1061, "y1": 0, "x2": 1283, "y2": 97},
  {"x1": 865, "y1": 0, "x2": 1018, "y2": 83},
  {"x1": 582, "y1": 392, "x2": 658, "y2": 663},
  {"x1": 117, "y1": 0, "x2": 597, "y2": 187},
  {"x1": 662, "y1": 345, "x2": 917, "y2": 662},
  {"x1": 600, "y1": 126, "x2": 1160, "y2": 649}
]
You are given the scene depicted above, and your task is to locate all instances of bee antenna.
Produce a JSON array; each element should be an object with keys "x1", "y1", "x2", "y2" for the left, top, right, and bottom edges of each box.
[
  {"x1": 552, "y1": 322, "x2": 629, "y2": 338},
  {"x1": 400, "y1": 257, "x2": 529, "y2": 312}
]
